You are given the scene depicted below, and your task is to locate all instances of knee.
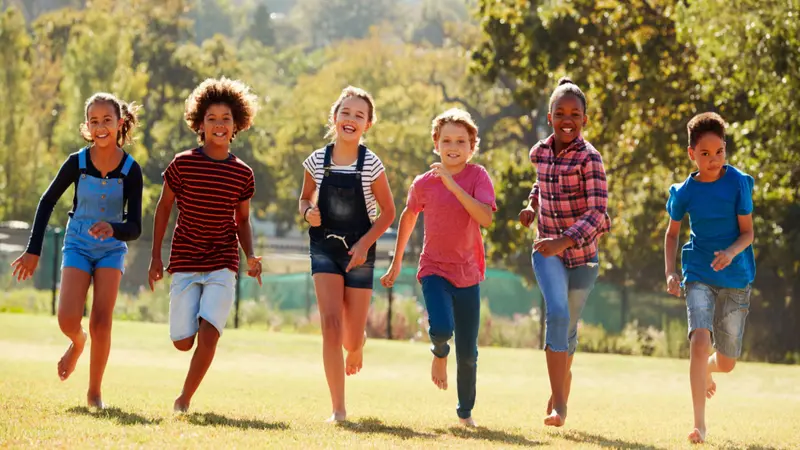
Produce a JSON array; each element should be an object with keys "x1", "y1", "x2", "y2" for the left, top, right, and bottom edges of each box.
[
  {"x1": 428, "y1": 325, "x2": 454, "y2": 342},
  {"x1": 197, "y1": 321, "x2": 220, "y2": 349},
  {"x1": 457, "y1": 349, "x2": 478, "y2": 369},
  {"x1": 173, "y1": 337, "x2": 195, "y2": 352},
  {"x1": 716, "y1": 355, "x2": 736, "y2": 373},
  {"x1": 89, "y1": 310, "x2": 113, "y2": 338},
  {"x1": 545, "y1": 304, "x2": 570, "y2": 325},
  {"x1": 690, "y1": 330, "x2": 712, "y2": 356},
  {"x1": 58, "y1": 313, "x2": 82, "y2": 336},
  {"x1": 320, "y1": 313, "x2": 343, "y2": 342}
]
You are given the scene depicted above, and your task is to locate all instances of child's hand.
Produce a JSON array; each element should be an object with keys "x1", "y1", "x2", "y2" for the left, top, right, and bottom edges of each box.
[
  {"x1": 247, "y1": 255, "x2": 263, "y2": 286},
  {"x1": 380, "y1": 262, "x2": 402, "y2": 288},
  {"x1": 519, "y1": 207, "x2": 536, "y2": 228},
  {"x1": 304, "y1": 206, "x2": 321, "y2": 227},
  {"x1": 430, "y1": 163, "x2": 458, "y2": 192},
  {"x1": 711, "y1": 249, "x2": 734, "y2": 271},
  {"x1": 148, "y1": 257, "x2": 164, "y2": 291},
  {"x1": 89, "y1": 221, "x2": 114, "y2": 240},
  {"x1": 533, "y1": 237, "x2": 570, "y2": 258},
  {"x1": 346, "y1": 240, "x2": 369, "y2": 273},
  {"x1": 10, "y1": 252, "x2": 39, "y2": 282},
  {"x1": 665, "y1": 272, "x2": 681, "y2": 297}
]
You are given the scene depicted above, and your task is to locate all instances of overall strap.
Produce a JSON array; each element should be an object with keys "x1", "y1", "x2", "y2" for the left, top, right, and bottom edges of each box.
[
  {"x1": 120, "y1": 153, "x2": 135, "y2": 176},
  {"x1": 354, "y1": 145, "x2": 367, "y2": 182},
  {"x1": 78, "y1": 147, "x2": 88, "y2": 174},
  {"x1": 322, "y1": 144, "x2": 334, "y2": 177}
]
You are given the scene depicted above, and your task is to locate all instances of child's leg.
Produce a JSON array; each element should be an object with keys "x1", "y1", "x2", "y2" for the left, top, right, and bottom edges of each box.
[
  {"x1": 342, "y1": 262, "x2": 374, "y2": 376},
  {"x1": 421, "y1": 275, "x2": 455, "y2": 390},
  {"x1": 175, "y1": 270, "x2": 236, "y2": 412},
  {"x1": 685, "y1": 282, "x2": 716, "y2": 443},
  {"x1": 452, "y1": 283, "x2": 480, "y2": 424},
  {"x1": 56, "y1": 267, "x2": 91, "y2": 381},
  {"x1": 169, "y1": 272, "x2": 203, "y2": 351},
  {"x1": 86, "y1": 267, "x2": 122, "y2": 408},
  {"x1": 705, "y1": 285, "x2": 750, "y2": 398},
  {"x1": 313, "y1": 273, "x2": 347, "y2": 420},
  {"x1": 532, "y1": 252, "x2": 570, "y2": 426}
]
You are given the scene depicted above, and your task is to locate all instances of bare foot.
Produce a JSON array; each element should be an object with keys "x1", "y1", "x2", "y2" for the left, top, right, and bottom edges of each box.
[
  {"x1": 546, "y1": 396, "x2": 553, "y2": 415},
  {"x1": 325, "y1": 411, "x2": 346, "y2": 423},
  {"x1": 87, "y1": 393, "x2": 105, "y2": 410},
  {"x1": 459, "y1": 417, "x2": 477, "y2": 428},
  {"x1": 544, "y1": 406, "x2": 566, "y2": 427},
  {"x1": 345, "y1": 331, "x2": 367, "y2": 376},
  {"x1": 688, "y1": 427, "x2": 706, "y2": 444},
  {"x1": 431, "y1": 356, "x2": 448, "y2": 390},
  {"x1": 706, "y1": 373, "x2": 717, "y2": 399},
  {"x1": 57, "y1": 330, "x2": 87, "y2": 381},
  {"x1": 173, "y1": 394, "x2": 190, "y2": 414}
]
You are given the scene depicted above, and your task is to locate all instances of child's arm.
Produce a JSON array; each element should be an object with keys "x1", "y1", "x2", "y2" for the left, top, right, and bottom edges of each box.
[
  {"x1": 558, "y1": 153, "x2": 609, "y2": 251},
  {"x1": 664, "y1": 218, "x2": 682, "y2": 297},
  {"x1": 431, "y1": 163, "x2": 494, "y2": 227},
  {"x1": 346, "y1": 173, "x2": 396, "y2": 272},
  {"x1": 519, "y1": 181, "x2": 539, "y2": 227},
  {"x1": 236, "y1": 199, "x2": 262, "y2": 285},
  {"x1": 380, "y1": 206, "x2": 419, "y2": 288},
  {"x1": 711, "y1": 214, "x2": 754, "y2": 271},
  {"x1": 101, "y1": 162, "x2": 143, "y2": 241},
  {"x1": 148, "y1": 183, "x2": 175, "y2": 291},
  {"x1": 298, "y1": 170, "x2": 321, "y2": 227}
]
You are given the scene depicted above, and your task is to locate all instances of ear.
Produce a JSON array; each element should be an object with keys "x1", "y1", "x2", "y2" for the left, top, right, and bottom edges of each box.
[
  {"x1": 546, "y1": 111, "x2": 552, "y2": 127},
  {"x1": 687, "y1": 146, "x2": 695, "y2": 161},
  {"x1": 582, "y1": 114, "x2": 588, "y2": 127},
  {"x1": 364, "y1": 121, "x2": 372, "y2": 133}
]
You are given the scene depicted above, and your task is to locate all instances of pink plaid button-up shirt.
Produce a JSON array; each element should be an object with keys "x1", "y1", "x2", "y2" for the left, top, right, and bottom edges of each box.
[{"x1": 528, "y1": 135, "x2": 611, "y2": 268}]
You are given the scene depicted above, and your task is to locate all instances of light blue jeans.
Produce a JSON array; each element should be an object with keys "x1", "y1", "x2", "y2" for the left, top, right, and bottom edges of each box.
[
  {"x1": 169, "y1": 269, "x2": 237, "y2": 341},
  {"x1": 532, "y1": 252, "x2": 599, "y2": 354}
]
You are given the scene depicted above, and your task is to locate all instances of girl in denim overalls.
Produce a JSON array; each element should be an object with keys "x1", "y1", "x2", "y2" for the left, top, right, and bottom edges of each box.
[
  {"x1": 299, "y1": 86, "x2": 396, "y2": 422},
  {"x1": 12, "y1": 93, "x2": 142, "y2": 409}
]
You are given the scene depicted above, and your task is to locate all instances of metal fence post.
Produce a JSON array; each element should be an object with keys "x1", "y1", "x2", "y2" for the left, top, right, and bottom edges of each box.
[{"x1": 51, "y1": 227, "x2": 61, "y2": 316}]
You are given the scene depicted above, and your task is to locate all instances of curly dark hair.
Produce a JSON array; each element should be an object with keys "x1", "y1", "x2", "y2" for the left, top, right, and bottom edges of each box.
[
  {"x1": 184, "y1": 77, "x2": 259, "y2": 143},
  {"x1": 687, "y1": 112, "x2": 726, "y2": 148}
]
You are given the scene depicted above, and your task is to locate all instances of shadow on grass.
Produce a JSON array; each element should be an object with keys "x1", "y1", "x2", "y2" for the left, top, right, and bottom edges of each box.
[
  {"x1": 185, "y1": 412, "x2": 289, "y2": 431},
  {"x1": 434, "y1": 426, "x2": 545, "y2": 447},
  {"x1": 718, "y1": 443, "x2": 781, "y2": 450},
  {"x1": 560, "y1": 430, "x2": 666, "y2": 450},
  {"x1": 338, "y1": 417, "x2": 436, "y2": 440},
  {"x1": 67, "y1": 406, "x2": 162, "y2": 426}
]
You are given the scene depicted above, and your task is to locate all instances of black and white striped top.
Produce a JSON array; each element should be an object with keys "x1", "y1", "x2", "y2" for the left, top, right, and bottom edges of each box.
[{"x1": 302, "y1": 147, "x2": 385, "y2": 221}]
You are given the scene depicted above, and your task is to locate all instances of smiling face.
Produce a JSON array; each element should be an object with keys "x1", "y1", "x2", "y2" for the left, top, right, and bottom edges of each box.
[
  {"x1": 85, "y1": 101, "x2": 122, "y2": 148},
  {"x1": 333, "y1": 96, "x2": 371, "y2": 143},
  {"x1": 548, "y1": 94, "x2": 587, "y2": 147},
  {"x1": 434, "y1": 122, "x2": 474, "y2": 168},
  {"x1": 689, "y1": 132, "x2": 726, "y2": 180},
  {"x1": 200, "y1": 103, "x2": 235, "y2": 146}
]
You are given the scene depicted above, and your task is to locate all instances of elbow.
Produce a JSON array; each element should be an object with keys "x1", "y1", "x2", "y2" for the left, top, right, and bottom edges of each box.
[{"x1": 382, "y1": 204, "x2": 397, "y2": 225}]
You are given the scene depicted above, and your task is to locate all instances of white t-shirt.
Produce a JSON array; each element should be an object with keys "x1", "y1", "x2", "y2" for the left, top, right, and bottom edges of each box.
[{"x1": 302, "y1": 147, "x2": 385, "y2": 221}]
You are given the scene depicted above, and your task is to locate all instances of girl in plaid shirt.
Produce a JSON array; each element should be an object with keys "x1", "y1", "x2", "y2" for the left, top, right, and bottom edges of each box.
[{"x1": 519, "y1": 77, "x2": 611, "y2": 427}]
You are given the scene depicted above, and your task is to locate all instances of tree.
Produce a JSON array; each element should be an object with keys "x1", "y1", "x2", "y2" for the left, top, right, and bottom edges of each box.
[
  {"x1": 289, "y1": 0, "x2": 403, "y2": 48},
  {"x1": 244, "y1": 2, "x2": 276, "y2": 47}
]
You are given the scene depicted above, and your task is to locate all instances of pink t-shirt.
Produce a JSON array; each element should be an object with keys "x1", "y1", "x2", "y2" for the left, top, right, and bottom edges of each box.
[{"x1": 407, "y1": 163, "x2": 497, "y2": 288}]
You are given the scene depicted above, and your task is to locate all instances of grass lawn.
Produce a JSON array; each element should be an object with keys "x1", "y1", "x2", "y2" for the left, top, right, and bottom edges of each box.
[{"x1": 0, "y1": 313, "x2": 798, "y2": 449}]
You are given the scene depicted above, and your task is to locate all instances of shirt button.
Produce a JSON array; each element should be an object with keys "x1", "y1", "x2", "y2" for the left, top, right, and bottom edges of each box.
[
  {"x1": 554, "y1": 212, "x2": 558, "y2": 217},
  {"x1": 551, "y1": 195, "x2": 554, "y2": 199},
  {"x1": 101, "y1": 195, "x2": 106, "y2": 199},
  {"x1": 100, "y1": 208, "x2": 105, "y2": 212},
  {"x1": 102, "y1": 180, "x2": 107, "y2": 185}
]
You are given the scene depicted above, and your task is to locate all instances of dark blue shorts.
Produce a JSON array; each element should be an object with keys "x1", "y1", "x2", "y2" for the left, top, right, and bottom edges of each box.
[{"x1": 309, "y1": 229, "x2": 376, "y2": 289}]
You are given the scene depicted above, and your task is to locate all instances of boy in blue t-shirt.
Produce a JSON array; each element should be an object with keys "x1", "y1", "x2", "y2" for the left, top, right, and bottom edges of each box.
[{"x1": 664, "y1": 112, "x2": 756, "y2": 444}]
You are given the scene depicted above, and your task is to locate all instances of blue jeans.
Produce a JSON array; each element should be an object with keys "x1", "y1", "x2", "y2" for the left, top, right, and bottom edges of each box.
[
  {"x1": 685, "y1": 282, "x2": 751, "y2": 358},
  {"x1": 421, "y1": 275, "x2": 480, "y2": 419},
  {"x1": 532, "y1": 252, "x2": 599, "y2": 354}
]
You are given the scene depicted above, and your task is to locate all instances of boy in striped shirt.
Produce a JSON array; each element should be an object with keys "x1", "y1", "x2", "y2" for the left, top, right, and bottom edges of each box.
[{"x1": 148, "y1": 77, "x2": 263, "y2": 413}]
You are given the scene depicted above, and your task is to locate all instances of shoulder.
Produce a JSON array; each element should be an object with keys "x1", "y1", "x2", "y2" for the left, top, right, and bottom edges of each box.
[
  {"x1": 412, "y1": 170, "x2": 436, "y2": 188},
  {"x1": 727, "y1": 165, "x2": 754, "y2": 187},
  {"x1": 466, "y1": 163, "x2": 492, "y2": 179},
  {"x1": 304, "y1": 148, "x2": 327, "y2": 166},
  {"x1": 529, "y1": 137, "x2": 552, "y2": 160},
  {"x1": 229, "y1": 154, "x2": 254, "y2": 172},
  {"x1": 669, "y1": 176, "x2": 692, "y2": 197},
  {"x1": 169, "y1": 148, "x2": 199, "y2": 165},
  {"x1": 579, "y1": 140, "x2": 604, "y2": 162},
  {"x1": 126, "y1": 157, "x2": 143, "y2": 177}
]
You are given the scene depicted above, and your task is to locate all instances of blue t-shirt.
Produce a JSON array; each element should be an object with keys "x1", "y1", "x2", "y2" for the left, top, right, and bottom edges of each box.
[{"x1": 666, "y1": 165, "x2": 755, "y2": 289}]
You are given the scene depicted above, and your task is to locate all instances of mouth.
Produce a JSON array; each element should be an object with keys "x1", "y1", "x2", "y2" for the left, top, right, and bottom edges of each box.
[
  {"x1": 560, "y1": 127, "x2": 574, "y2": 135},
  {"x1": 446, "y1": 152, "x2": 460, "y2": 159},
  {"x1": 341, "y1": 124, "x2": 357, "y2": 134},
  {"x1": 212, "y1": 131, "x2": 227, "y2": 138},
  {"x1": 95, "y1": 133, "x2": 109, "y2": 139}
]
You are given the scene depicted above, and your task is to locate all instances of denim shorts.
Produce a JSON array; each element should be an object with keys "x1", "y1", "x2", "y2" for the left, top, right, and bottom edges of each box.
[
  {"x1": 309, "y1": 229, "x2": 375, "y2": 289},
  {"x1": 62, "y1": 221, "x2": 127, "y2": 274},
  {"x1": 169, "y1": 269, "x2": 237, "y2": 341},
  {"x1": 686, "y1": 282, "x2": 751, "y2": 358}
]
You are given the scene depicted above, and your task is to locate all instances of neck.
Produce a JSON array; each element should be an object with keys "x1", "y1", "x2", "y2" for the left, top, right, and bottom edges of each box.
[
  {"x1": 695, "y1": 166, "x2": 725, "y2": 182},
  {"x1": 90, "y1": 143, "x2": 120, "y2": 160},
  {"x1": 333, "y1": 138, "x2": 360, "y2": 156},
  {"x1": 203, "y1": 142, "x2": 230, "y2": 160}
]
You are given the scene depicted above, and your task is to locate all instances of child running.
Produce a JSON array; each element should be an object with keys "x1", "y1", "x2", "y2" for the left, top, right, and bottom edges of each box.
[
  {"x1": 664, "y1": 112, "x2": 755, "y2": 444},
  {"x1": 148, "y1": 77, "x2": 263, "y2": 413},
  {"x1": 518, "y1": 77, "x2": 611, "y2": 428},
  {"x1": 299, "y1": 86, "x2": 396, "y2": 423},
  {"x1": 381, "y1": 108, "x2": 496, "y2": 427},
  {"x1": 11, "y1": 93, "x2": 142, "y2": 409}
]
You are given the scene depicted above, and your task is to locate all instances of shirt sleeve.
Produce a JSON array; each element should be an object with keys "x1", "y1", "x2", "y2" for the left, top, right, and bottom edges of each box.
[
  {"x1": 562, "y1": 151, "x2": 609, "y2": 247},
  {"x1": 474, "y1": 167, "x2": 497, "y2": 212},
  {"x1": 528, "y1": 181, "x2": 540, "y2": 211},
  {"x1": 162, "y1": 157, "x2": 182, "y2": 195},
  {"x1": 666, "y1": 183, "x2": 687, "y2": 221},
  {"x1": 110, "y1": 161, "x2": 143, "y2": 241},
  {"x1": 369, "y1": 153, "x2": 386, "y2": 182},
  {"x1": 239, "y1": 169, "x2": 256, "y2": 202},
  {"x1": 406, "y1": 178, "x2": 424, "y2": 213},
  {"x1": 302, "y1": 151, "x2": 317, "y2": 176},
  {"x1": 26, "y1": 155, "x2": 79, "y2": 255},
  {"x1": 736, "y1": 173, "x2": 755, "y2": 215}
]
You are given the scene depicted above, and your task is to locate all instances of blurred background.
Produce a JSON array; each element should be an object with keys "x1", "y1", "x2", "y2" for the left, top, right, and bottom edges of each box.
[{"x1": 1, "y1": 0, "x2": 797, "y2": 363}]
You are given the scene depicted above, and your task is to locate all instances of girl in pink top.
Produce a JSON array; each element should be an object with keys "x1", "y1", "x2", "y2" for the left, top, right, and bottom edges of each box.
[{"x1": 381, "y1": 108, "x2": 497, "y2": 427}]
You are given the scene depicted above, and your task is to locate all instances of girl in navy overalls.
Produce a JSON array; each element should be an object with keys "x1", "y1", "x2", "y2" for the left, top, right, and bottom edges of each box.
[
  {"x1": 12, "y1": 93, "x2": 143, "y2": 409},
  {"x1": 299, "y1": 86, "x2": 396, "y2": 422}
]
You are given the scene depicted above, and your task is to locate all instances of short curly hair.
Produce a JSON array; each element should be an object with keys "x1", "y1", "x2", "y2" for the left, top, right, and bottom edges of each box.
[
  {"x1": 687, "y1": 112, "x2": 727, "y2": 148},
  {"x1": 431, "y1": 108, "x2": 480, "y2": 153},
  {"x1": 184, "y1": 77, "x2": 259, "y2": 143}
]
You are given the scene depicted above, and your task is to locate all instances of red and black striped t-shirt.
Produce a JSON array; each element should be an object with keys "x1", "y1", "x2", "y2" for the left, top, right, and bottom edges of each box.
[{"x1": 163, "y1": 148, "x2": 255, "y2": 274}]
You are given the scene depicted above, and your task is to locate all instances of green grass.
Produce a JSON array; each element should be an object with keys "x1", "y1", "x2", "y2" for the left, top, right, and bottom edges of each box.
[{"x1": 0, "y1": 313, "x2": 798, "y2": 449}]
